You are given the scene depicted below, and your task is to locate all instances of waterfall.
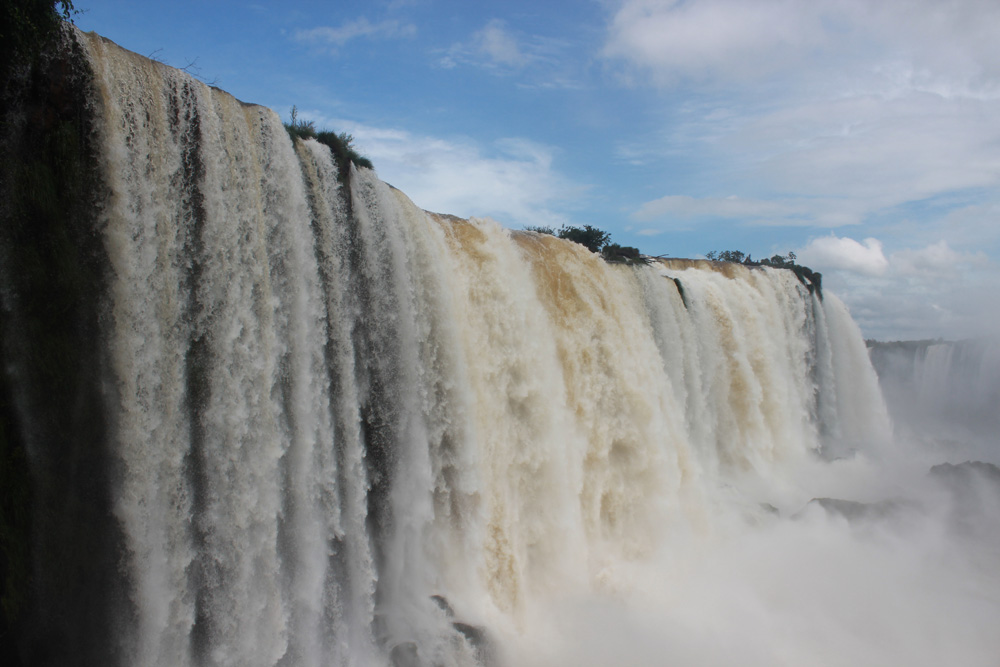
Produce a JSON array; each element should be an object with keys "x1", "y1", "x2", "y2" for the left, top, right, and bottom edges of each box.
[
  {"x1": 7, "y1": 29, "x2": 998, "y2": 667},
  {"x1": 869, "y1": 337, "x2": 1000, "y2": 458}
]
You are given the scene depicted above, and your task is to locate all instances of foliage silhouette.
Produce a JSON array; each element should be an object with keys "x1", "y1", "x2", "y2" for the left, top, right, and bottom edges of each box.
[
  {"x1": 284, "y1": 106, "x2": 373, "y2": 182},
  {"x1": 706, "y1": 249, "x2": 822, "y2": 295},
  {"x1": 557, "y1": 224, "x2": 610, "y2": 253}
]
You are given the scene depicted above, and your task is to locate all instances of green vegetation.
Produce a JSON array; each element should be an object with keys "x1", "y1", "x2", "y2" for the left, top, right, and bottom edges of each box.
[
  {"x1": 284, "y1": 106, "x2": 317, "y2": 140},
  {"x1": 706, "y1": 249, "x2": 822, "y2": 294},
  {"x1": 317, "y1": 131, "x2": 374, "y2": 174},
  {"x1": 523, "y1": 225, "x2": 556, "y2": 235},
  {"x1": 0, "y1": 0, "x2": 74, "y2": 77},
  {"x1": 758, "y1": 251, "x2": 797, "y2": 268},
  {"x1": 706, "y1": 249, "x2": 802, "y2": 267},
  {"x1": 524, "y1": 224, "x2": 646, "y2": 264},
  {"x1": 525, "y1": 228, "x2": 816, "y2": 281},
  {"x1": 556, "y1": 224, "x2": 610, "y2": 253},
  {"x1": 601, "y1": 242, "x2": 647, "y2": 265},
  {"x1": 284, "y1": 106, "x2": 373, "y2": 182},
  {"x1": 705, "y1": 249, "x2": 749, "y2": 263}
]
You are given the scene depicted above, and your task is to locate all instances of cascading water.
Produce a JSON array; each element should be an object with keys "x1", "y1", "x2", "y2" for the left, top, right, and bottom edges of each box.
[
  {"x1": 3, "y1": 29, "x2": 999, "y2": 667},
  {"x1": 869, "y1": 337, "x2": 1000, "y2": 458}
]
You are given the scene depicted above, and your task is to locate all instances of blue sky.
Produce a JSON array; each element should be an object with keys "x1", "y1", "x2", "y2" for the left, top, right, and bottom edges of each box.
[{"x1": 73, "y1": 0, "x2": 1000, "y2": 341}]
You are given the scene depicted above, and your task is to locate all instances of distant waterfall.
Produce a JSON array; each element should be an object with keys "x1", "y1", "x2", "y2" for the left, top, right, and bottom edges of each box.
[
  {"x1": 1, "y1": 30, "x2": 901, "y2": 667},
  {"x1": 869, "y1": 337, "x2": 1000, "y2": 455}
]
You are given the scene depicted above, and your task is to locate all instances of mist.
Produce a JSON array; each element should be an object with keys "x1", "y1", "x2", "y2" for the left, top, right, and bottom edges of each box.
[{"x1": 499, "y1": 338, "x2": 1000, "y2": 666}]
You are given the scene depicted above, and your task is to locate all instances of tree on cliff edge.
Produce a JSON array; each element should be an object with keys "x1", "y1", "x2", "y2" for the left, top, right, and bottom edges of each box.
[{"x1": 557, "y1": 225, "x2": 611, "y2": 253}]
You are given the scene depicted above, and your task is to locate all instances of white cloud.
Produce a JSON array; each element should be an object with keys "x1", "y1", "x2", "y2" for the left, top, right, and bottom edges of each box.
[
  {"x1": 630, "y1": 194, "x2": 867, "y2": 229},
  {"x1": 304, "y1": 116, "x2": 585, "y2": 230},
  {"x1": 796, "y1": 237, "x2": 1000, "y2": 339},
  {"x1": 624, "y1": 84, "x2": 1000, "y2": 232},
  {"x1": 295, "y1": 18, "x2": 416, "y2": 49},
  {"x1": 603, "y1": 0, "x2": 824, "y2": 84},
  {"x1": 891, "y1": 240, "x2": 988, "y2": 277},
  {"x1": 606, "y1": 0, "x2": 1000, "y2": 243},
  {"x1": 437, "y1": 18, "x2": 578, "y2": 87},
  {"x1": 819, "y1": 261, "x2": 1000, "y2": 341},
  {"x1": 798, "y1": 236, "x2": 889, "y2": 277},
  {"x1": 603, "y1": 0, "x2": 1000, "y2": 88},
  {"x1": 934, "y1": 203, "x2": 1000, "y2": 249},
  {"x1": 734, "y1": 92, "x2": 1000, "y2": 211},
  {"x1": 440, "y1": 19, "x2": 531, "y2": 70},
  {"x1": 634, "y1": 195, "x2": 787, "y2": 221},
  {"x1": 475, "y1": 19, "x2": 527, "y2": 67}
]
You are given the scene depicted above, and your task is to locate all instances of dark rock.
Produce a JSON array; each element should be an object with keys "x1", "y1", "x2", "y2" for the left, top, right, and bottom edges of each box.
[
  {"x1": 453, "y1": 622, "x2": 496, "y2": 667},
  {"x1": 670, "y1": 277, "x2": 688, "y2": 309},
  {"x1": 430, "y1": 594, "x2": 454, "y2": 617},
  {"x1": 801, "y1": 497, "x2": 914, "y2": 522},
  {"x1": 760, "y1": 503, "x2": 780, "y2": 515},
  {"x1": 390, "y1": 641, "x2": 421, "y2": 667}
]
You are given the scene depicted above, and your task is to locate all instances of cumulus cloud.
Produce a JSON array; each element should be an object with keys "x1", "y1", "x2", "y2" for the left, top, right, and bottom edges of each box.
[
  {"x1": 304, "y1": 116, "x2": 584, "y2": 229},
  {"x1": 819, "y1": 261, "x2": 1000, "y2": 341},
  {"x1": 798, "y1": 236, "x2": 889, "y2": 277},
  {"x1": 801, "y1": 237, "x2": 986, "y2": 281},
  {"x1": 295, "y1": 18, "x2": 416, "y2": 50},
  {"x1": 795, "y1": 237, "x2": 1000, "y2": 339},
  {"x1": 603, "y1": 0, "x2": 823, "y2": 84}
]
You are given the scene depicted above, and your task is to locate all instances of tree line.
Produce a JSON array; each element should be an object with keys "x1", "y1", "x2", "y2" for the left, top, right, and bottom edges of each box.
[
  {"x1": 706, "y1": 249, "x2": 822, "y2": 293},
  {"x1": 523, "y1": 224, "x2": 647, "y2": 264},
  {"x1": 523, "y1": 226, "x2": 821, "y2": 293}
]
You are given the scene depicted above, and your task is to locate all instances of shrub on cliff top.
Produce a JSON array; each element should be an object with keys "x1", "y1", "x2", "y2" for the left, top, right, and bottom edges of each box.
[
  {"x1": 316, "y1": 131, "x2": 374, "y2": 175},
  {"x1": 284, "y1": 106, "x2": 373, "y2": 181},
  {"x1": 557, "y1": 224, "x2": 610, "y2": 253}
]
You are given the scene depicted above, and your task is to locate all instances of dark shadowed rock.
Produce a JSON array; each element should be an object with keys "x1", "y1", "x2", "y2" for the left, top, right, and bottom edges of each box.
[
  {"x1": 453, "y1": 622, "x2": 497, "y2": 666},
  {"x1": 430, "y1": 594, "x2": 454, "y2": 617}
]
